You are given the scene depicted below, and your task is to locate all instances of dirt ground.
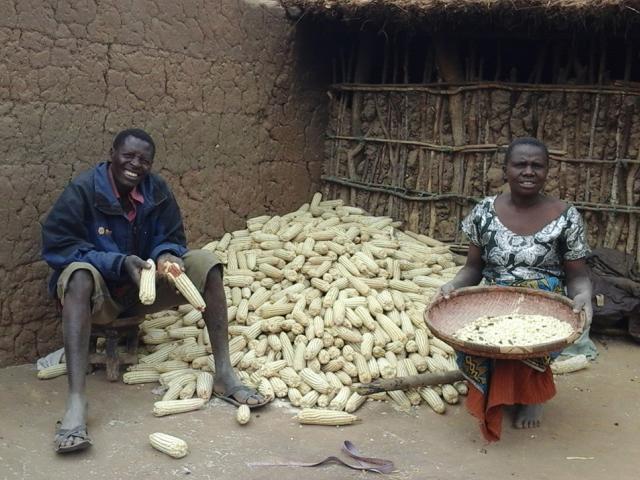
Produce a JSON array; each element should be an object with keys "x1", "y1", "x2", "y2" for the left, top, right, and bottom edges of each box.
[{"x1": 0, "y1": 336, "x2": 638, "y2": 480}]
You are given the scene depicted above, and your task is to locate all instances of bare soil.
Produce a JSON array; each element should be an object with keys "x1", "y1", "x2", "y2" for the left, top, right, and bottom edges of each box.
[{"x1": 0, "y1": 336, "x2": 638, "y2": 480}]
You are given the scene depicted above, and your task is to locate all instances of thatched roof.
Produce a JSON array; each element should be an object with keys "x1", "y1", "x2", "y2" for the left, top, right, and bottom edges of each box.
[{"x1": 281, "y1": 0, "x2": 640, "y2": 28}]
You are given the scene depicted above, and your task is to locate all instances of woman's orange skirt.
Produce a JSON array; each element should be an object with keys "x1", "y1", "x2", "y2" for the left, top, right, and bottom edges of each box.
[{"x1": 465, "y1": 360, "x2": 556, "y2": 442}]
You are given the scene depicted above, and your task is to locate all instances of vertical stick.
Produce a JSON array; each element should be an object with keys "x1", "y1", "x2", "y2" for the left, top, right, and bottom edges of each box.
[
  {"x1": 434, "y1": 35, "x2": 466, "y2": 242},
  {"x1": 348, "y1": 32, "x2": 375, "y2": 206}
]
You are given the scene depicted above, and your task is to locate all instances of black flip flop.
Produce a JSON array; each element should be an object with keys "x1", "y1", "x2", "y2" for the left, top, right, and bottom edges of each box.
[
  {"x1": 213, "y1": 384, "x2": 269, "y2": 409},
  {"x1": 54, "y1": 422, "x2": 93, "y2": 454}
]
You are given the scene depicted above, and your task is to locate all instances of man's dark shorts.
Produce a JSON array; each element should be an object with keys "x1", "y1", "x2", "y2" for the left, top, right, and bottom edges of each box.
[{"x1": 56, "y1": 249, "x2": 221, "y2": 325}]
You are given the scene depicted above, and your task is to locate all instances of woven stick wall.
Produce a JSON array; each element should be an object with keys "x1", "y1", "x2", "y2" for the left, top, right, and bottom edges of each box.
[{"x1": 322, "y1": 33, "x2": 640, "y2": 259}]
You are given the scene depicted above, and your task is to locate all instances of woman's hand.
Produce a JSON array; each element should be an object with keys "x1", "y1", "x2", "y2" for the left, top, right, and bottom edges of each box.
[
  {"x1": 439, "y1": 282, "x2": 456, "y2": 299},
  {"x1": 572, "y1": 291, "x2": 593, "y2": 327},
  {"x1": 565, "y1": 258, "x2": 593, "y2": 329},
  {"x1": 436, "y1": 244, "x2": 484, "y2": 300}
]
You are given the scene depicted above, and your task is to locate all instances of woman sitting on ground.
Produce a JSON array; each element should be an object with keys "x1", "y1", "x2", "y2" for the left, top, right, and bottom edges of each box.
[{"x1": 441, "y1": 137, "x2": 595, "y2": 442}]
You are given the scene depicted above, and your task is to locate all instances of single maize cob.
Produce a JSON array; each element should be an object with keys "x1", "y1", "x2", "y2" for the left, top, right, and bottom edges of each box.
[
  {"x1": 300, "y1": 389, "x2": 320, "y2": 408},
  {"x1": 37, "y1": 364, "x2": 67, "y2": 380},
  {"x1": 308, "y1": 298, "x2": 323, "y2": 316},
  {"x1": 123, "y1": 370, "x2": 160, "y2": 384},
  {"x1": 139, "y1": 259, "x2": 156, "y2": 305},
  {"x1": 166, "y1": 263, "x2": 206, "y2": 311},
  {"x1": 375, "y1": 314, "x2": 407, "y2": 342},
  {"x1": 155, "y1": 360, "x2": 190, "y2": 373},
  {"x1": 345, "y1": 392, "x2": 367, "y2": 413},
  {"x1": 328, "y1": 386, "x2": 351, "y2": 411},
  {"x1": 360, "y1": 277, "x2": 388, "y2": 290},
  {"x1": 333, "y1": 326, "x2": 362, "y2": 343},
  {"x1": 269, "y1": 377, "x2": 289, "y2": 397},
  {"x1": 260, "y1": 303, "x2": 295, "y2": 318},
  {"x1": 127, "y1": 363, "x2": 159, "y2": 372},
  {"x1": 353, "y1": 353, "x2": 372, "y2": 384},
  {"x1": 257, "y1": 377, "x2": 275, "y2": 401},
  {"x1": 236, "y1": 405, "x2": 251, "y2": 425},
  {"x1": 442, "y1": 384, "x2": 459, "y2": 404},
  {"x1": 288, "y1": 387, "x2": 303, "y2": 406},
  {"x1": 412, "y1": 276, "x2": 446, "y2": 289},
  {"x1": 259, "y1": 264, "x2": 285, "y2": 280},
  {"x1": 551, "y1": 354, "x2": 589, "y2": 374},
  {"x1": 415, "y1": 329, "x2": 430, "y2": 356},
  {"x1": 409, "y1": 353, "x2": 428, "y2": 372},
  {"x1": 196, "y1": 372, "x2": 214, "y2": 400},
  {"x1": 182, "y1": 308, "x2": 203, "y2": 326},
  {"x1": 322, "y1": 357, "x2": 345, "y2": 373},
  {"x1": 388, "y1": 390, "x2": 412, "y2": 410},
  {"x1": 168, "y1": 326, "x2": 201, "y2": 340},
  {"x1": 419, "y1": 387, "x2": 446, "y2": 414},
  {"x1": 317, "y1": 393, "x2": 332, "y2": 408},
  {"x1": 367, "y1": 357, "x2": 380, "y2": 379},
  {"x1": 366, "y1": 295, "x2": 384, "y2": 316},
  {"x1": 377, "y1": 357, "x2": 396, "y2": 379},
  {"x1": 454, "y1": 381, "x2": 469, "y2": 395},
  {"x1": 139, "y1": 343, "x2": 178, "y2": 364},
  {"x1": 180, "y1": 345, "x2": 209, "y2": 362},
  {"x1": 304, "y1": 338, "x2": 324, "y2": 360},
  {"x1": 141, "y1": 314, "x2": 181, "y2": 331},
  {"x1": 300, "y1": 368, "x2": 332, "y2": 394},
  {"x1": 159, "y1": 369, "x2": 196, "y2": 387},
  {"x1": 324, "y1": 371, "x2": 344, "y2": 391},
  {"x1": 428, "y1": 336, "x2": 455, "y2": 355},
  {"x1": 360, "y1": 333, "x2": 374, "y2": 360},
  {"x1": 334, "y1": 370, "x2": 352, "y2": 386},
  {"x1": 153, "y1": 398, "x2": 206, "y2": 417},
  {"x1": 142, "y1": 329, "x2": 171, "y2": 345},
  {"x1": 390, "y1": 289, "x2": 406, "y2": 311},
  {"x1": 179, "y1": 381, "x2": 197, "y2": 400},
  {"x1": 295, "y1": 408, "x2": 358, "y2": 426},
  {"x1": 163, "y1": 376, "x2": 197, "y2": 401},
  {"x1": 260, "y1": 360, "x2": 288, "y2": 377},
  {"x1": 226, "y1": 275, "x2": 254, "y2": 288},
  {"x1": 248, "y1": 287, "x2": 271, "y2": 310},
  {"x1": 343, "y1": 296, "x2": 368, "y2": 309},
  {"x1": 347, "y1": 276, "x2": 370, "y2": 296},
  {"x1": 149, "y1": 432, "x2": 188, "y2": 459}
]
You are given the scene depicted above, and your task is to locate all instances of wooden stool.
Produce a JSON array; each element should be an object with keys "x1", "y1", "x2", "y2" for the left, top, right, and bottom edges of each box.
[{"x1": 89, "y1": 316, "x2": 140, "y2": 381}]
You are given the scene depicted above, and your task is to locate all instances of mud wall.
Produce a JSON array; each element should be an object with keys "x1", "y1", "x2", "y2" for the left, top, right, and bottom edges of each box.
[{"x1": 0, "y1": 0, "x2": 329, "y2": 366}]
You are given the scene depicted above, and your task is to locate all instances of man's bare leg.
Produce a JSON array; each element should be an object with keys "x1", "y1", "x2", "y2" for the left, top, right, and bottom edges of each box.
[
  {"x1": 203, "y1": 266, "x2": 264, "y2": 406},
  {"x1": 57, "y1": 270, "x2": 93, "y2": 450}
]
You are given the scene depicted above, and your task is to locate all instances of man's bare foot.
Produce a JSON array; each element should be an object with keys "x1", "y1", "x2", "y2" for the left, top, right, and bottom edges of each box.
[
  {"x1": 213, "y1": 371, "x2": 266, "y2": 407},
  {"x1": 513, "y1": 404, "x2": 544, "y2": 429},
  {"x1": 55, "y1": 393, "x2": 91, "y2": 451}
]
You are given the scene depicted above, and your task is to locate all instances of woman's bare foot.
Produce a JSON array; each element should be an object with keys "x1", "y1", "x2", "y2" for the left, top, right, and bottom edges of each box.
[{"x1": 513, "y1": 404, "x2": 544, "y2": 429}]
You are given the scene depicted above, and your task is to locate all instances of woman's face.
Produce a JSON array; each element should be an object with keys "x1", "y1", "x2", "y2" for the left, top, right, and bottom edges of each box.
[{"x1": 504, "y1": 144, "x2": 549, "y2": 197}]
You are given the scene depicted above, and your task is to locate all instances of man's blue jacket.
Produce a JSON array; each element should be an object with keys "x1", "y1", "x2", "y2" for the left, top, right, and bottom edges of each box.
[{"x1": 42, "y1": 162, "x2": 188, "y2": 295}]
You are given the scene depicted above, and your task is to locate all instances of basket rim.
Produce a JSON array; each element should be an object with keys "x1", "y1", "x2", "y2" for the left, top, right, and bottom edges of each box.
[{"x1": 424, "y1": 286, "x2": 586, "y2": 359}]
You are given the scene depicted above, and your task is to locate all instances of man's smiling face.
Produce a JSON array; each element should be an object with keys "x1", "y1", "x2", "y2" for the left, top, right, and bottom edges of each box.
[{"x1": 110, "y1": 135, "x2": 154, "y2": 193}]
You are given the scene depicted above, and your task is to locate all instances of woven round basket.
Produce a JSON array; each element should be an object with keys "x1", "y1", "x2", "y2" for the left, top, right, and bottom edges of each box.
[{"x1": 424, "y1": 286, "x2": 586, "y2": 360}]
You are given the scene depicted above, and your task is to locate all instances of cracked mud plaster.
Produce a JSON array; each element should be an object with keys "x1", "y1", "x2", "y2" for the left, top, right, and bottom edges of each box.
[{"x1": 0, "y1": 0, "x2": 328, "y2": 365}]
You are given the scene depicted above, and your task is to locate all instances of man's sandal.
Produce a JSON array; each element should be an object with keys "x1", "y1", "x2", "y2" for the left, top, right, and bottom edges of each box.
[
  {"x1": 214, "y1": 385, "x2": 269, "y2": 409},
  {"x1": 54, "y1": 422, "x2": 93, "y2": 454}
]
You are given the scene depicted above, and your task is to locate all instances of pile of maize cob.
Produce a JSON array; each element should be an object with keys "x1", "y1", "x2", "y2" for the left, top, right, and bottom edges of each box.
[{"x1": 124, "y1": 193, "x2": 467, "y2": 420}]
